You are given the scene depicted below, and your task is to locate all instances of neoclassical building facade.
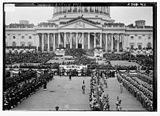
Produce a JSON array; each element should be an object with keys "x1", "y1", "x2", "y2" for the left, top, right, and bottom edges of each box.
[{"x1": 5, "y1": 6, "x2": 153, "y2": 53}]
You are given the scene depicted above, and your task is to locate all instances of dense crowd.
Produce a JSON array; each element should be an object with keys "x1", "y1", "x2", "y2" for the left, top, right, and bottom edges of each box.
[
  {"x1": 89, "y1": 71, "x2": 110, "y2": 111},
  {"x1": 3, "y1": 69, "x2": 53, "y2": 110},
  {"x1": 65, "y1": 48, "x2": 86, "y2": 57},
  {"x1": 103, "y1": 52, "x2": 153, "y2": 70},
  {"x1": 117, "y1": 72, "x2": 153, "y2": 111},
  {"x1": 6, "y1": 52, "x2": 56, "y2": 64},
  {"x1": 135, "y1": 55, "x2": 153, "y2": 70}
]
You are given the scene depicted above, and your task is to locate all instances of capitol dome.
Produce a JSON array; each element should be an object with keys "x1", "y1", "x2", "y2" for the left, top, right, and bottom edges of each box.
[{"x1": 48, "y1": 6, "x2": 114, "y2": 24}]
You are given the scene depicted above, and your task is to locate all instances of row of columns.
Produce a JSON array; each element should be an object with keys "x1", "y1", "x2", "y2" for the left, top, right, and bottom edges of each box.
[{"x1": 38, "y1": 32, "x2": 124, "y2": 52}]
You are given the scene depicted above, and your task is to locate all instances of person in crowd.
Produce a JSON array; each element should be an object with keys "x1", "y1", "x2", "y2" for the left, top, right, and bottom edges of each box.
[
  {"x1": 82, "y1": 82, "x2": 86, "y2": 94},
  {"x1": 120, "y1": 81, "x2": 123, "y2": 93},
  {"x1": 116, "y1": 96, "x2": 121, "y2": 110},
  {"x1": 55, "y1": 106, "x2": 59, "y2": 111},
  {"x1": 43, "y1": 82, "x2": 47, "y2": 91},
  {"x1": 69, "y1": 70, "x2": 72, "y2": 80}
]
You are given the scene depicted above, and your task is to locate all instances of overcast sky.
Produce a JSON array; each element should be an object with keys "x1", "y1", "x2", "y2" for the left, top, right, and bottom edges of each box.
[{"x1": 5, "y1": 6, "x2": 153, "y2": 26}]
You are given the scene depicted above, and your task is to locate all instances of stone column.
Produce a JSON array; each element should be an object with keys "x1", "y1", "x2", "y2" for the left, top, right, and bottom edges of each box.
[
  {"x1": 88, "y1": 33, "x2": 90, "y2": 49},
  {"x1": 121, "y1": 34, "x2": 124, "y2": 51},
  {"x1": 47, "y1": 33, "x2": 50, "y2": 52},
  {"x1": 58, "y1": 33, "x2": 60, "y2": 48},
  {"x1": 111, "y1": 34, "x2": 113, "y2": 52},
  {"x1": 35, "y1": 34, "x2": 38, "y2": 51},
  {"x1": 94, "y1": 33, "x2": 96, "y2": 48},
  {"x1": 64, "y1": 32, "x2": 66, "y2": 48},
  {"x1": 117, "y1": 34, "x2": 119, "y2": 52},
  {"x1": 82, "y1": 33, "x2": 84, "y2": 49},
  {"x1": 76, "y1": 32, "x2": 78, "y2": 48},
  {"x1": 42, "y1": 33, "x2": 44, "y2": 52},
  {"x1": 37, "y1": 34, "x2": 40, "y2": 51},
  {"x1": 105, "y1": 33, "x2": 108, "y2": 52},
  {"x1": 70, "y1": 33, "x2": 72, "y2": 48},
  {"x1": 100, "y1": 33, "x2": 102, "y2": 48},
  {"x1": 53, "y1": 33, "x2": 55, "y2": 51}
]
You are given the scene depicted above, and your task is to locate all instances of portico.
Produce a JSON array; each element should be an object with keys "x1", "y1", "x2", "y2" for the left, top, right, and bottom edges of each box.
[{"x1": 37, "y1": 18, "x2": 125, "y2": 52}]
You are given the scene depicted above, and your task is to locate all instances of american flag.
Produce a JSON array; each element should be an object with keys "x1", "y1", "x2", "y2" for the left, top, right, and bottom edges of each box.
[
  {"x1": 77, "y1": 33, "x2": 82, "y2": 43},
  {"x1": 113, "y1": 34, "x2": 119, "y2": 41}
]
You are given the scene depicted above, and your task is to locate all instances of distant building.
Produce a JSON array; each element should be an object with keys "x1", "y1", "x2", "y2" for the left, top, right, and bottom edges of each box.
[{"x1": 5, "y1": 6, "x2": 153, "y2": 53}]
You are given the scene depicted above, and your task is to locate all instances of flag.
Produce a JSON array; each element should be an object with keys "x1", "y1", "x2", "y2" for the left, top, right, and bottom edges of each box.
[
  {"x1": 78, "y1": 33, "x2": 82, "y2": 43},
  {"x1": 113, "y1": 34, "x2": 119, "y2": 41}
]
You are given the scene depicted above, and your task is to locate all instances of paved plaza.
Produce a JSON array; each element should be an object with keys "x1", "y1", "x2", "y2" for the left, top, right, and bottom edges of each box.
[{"x1": 12, "y1": 76, "x2": 146, "y2": 111}]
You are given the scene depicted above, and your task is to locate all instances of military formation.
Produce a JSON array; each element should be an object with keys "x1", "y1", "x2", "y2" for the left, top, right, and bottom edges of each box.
[
  {"x1": 3, "y1": 69, "x2": 53, "y2": 110},
  {"x1": 117, "y1": 71, "x2": 153, "y2": 111},
  {"x1": 89, "y1": 71, "x2": 110, "y2": 111}
]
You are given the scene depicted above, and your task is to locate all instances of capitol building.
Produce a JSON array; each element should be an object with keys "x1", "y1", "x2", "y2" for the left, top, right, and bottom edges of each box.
[{"x1": 5, "y1": 6, "x2": 153, "y2": 53}]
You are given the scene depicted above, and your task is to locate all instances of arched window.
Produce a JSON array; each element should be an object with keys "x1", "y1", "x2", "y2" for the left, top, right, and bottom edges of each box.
[{"x1": 12, "y1": 41, "x2": 16, "y2": 46}]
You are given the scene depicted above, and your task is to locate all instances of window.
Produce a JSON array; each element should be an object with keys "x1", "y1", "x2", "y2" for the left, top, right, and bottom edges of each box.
[
  {"x1": 12, "y1": 41, "x2": 16, "y2": 46},
  {"x1": 138, "y1": 44, "x2": 142, "y2": 49},
  {"x1": 143, "y1": 34, "x2": 145, "y2": 36},
  {"x1": 20, "y1": 42, "x2": 25, "y2": 46},
  {"x1": 22, "y1": 36, "x2": 24, "y2": 39},
  {"x1": 135, "y1": 34, "x2": 137, "y2": 36},
  {"x1": 148, "y1": 37, "x2": 151, "y2": 39},
  {"x1": 130, "y1": 44, "x2": 134, "y2": 49},
  {"x1": 28, "y1": 42, "x2": 32, "y2": 47},
  {"x1": 147, "y1": 42, "x2": 152, "y2": 48},
  {"x1": 13, "y1": 36, "x2": 16, "y2": 39},
  {"x1": 130, "y1": 36, "x2": 134, "y2": 39},
  {"x1": 29, "y1": 36, "x2": 32, "y2": 39},
  {"x1": 138, "y1": 36, "x2": 141, "y2": 39}
]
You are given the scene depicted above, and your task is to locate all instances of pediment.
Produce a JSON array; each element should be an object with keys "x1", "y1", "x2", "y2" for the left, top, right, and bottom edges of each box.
[{"x1": 59, "y1": 18, "x2": 102, "y2": 30}]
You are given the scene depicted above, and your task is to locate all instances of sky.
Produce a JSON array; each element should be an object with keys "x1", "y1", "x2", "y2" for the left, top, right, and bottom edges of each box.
[{"x1": 5, "y1": 6, "x2": 153, "y2": 26}]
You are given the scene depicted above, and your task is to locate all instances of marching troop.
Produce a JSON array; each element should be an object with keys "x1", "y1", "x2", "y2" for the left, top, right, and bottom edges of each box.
[{"x1": 89, "y1": 71, "x2": 110, "y2": 111}]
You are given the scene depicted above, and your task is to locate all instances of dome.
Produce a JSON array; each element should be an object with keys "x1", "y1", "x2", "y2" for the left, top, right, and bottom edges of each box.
[{"x1": 51, "y1": 6, "x2": 113, "y2": 23}]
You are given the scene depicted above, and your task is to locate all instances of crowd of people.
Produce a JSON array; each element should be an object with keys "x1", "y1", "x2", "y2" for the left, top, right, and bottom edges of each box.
[
  {"x1": 3, "y1": 69, "x2": 54, "y2": 110},
  {"x1": 89, "y1": 71, "x2": 110, "y2": 111},
  {"x1": 6, "y1": 52, "x2": 56, "y2": 64},
  {"x1": 117, "y1": 72, "x2": 153, "y2": 111},
  {"x1": 103, "y1": 52, "x2": 153, "y2": 70},
  {"x1": 4, "y1": 48, "x2": 154, "y2": 111}
]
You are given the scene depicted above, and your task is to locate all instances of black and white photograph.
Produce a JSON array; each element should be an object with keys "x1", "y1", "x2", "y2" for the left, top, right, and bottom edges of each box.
[{"x1": 2, "y1": 1, "x2": 158, "y2": 112}]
